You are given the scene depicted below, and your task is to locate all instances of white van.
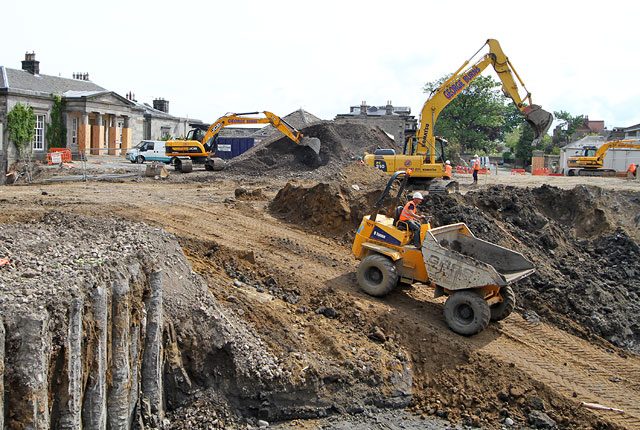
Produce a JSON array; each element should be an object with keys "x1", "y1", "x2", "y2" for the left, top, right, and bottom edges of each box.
[{"x1": 126, "y1": 140, "x2": 171, "y2": 164}]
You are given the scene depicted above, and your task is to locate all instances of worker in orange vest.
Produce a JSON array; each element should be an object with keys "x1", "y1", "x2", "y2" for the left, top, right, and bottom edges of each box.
[
  {"x1": 444, "y1": 160, "x2": 453, "y2": 180},
  {"x1": 472, "y1": 154, "x2": 480, "y2": 185},
  {"x1": 398, "y1": 192, "x2": 426, "y2": 248}
]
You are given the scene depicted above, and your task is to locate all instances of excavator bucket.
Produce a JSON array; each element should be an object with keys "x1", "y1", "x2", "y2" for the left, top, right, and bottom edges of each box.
[
  {"x1": 301, "y1": 137, "x2": 321, "y2": 154},
  {"x1": 524, "y1": 105, "x2": 553, "y2": 146}
]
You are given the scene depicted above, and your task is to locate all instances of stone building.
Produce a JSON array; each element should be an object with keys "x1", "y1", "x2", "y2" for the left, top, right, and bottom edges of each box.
[
  {"x1": 0, "y1": 52, "x2": 195, "y2": 175},
  {"x1": 334, "y1": 101, "x2": 417, "y2": 150}
]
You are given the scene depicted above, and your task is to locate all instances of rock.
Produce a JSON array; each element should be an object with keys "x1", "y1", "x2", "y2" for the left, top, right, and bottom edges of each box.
[
  {"x1": 528, "y1": 410, "x2": 556, "y2": 429},
  {"x1": 315, "y1": 306, "x2": 338, "y2": 319},
  {"x1": 509, "y1": 386, "x2": 525, "y2": 398},
  {"x1": 505, "y1": 417, "x2": 514, "y2": 426},
  {"x1": 368, "y1": 326, "x2": 386, "y2": 343},
  {"x1": 527, "y1": 395, "x2": 545, "y2": 411}
]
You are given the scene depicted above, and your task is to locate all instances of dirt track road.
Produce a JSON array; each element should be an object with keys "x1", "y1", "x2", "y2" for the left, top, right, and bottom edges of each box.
[{"x1": 1, "y1": 171, "x2": 639, "y2": 429}]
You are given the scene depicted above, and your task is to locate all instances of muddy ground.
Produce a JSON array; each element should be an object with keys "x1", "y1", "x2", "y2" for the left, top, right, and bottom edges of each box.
[{"x1": 1, "y1": 122, "x2": 640, "y2": 429}]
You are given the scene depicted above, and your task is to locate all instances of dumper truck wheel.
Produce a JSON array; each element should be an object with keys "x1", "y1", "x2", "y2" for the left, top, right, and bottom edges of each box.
[
  {"x1": 443, "y1": 291, "x2": 490, "y2": 336},
  {"x1": 490, "y1": 286, "x2": 515, "y2": 322},
  {"x1": 357, "y1": 254, "x2": 398, "y2": 297}
]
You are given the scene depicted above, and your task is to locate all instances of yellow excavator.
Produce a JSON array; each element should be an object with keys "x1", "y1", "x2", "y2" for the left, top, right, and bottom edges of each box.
[
  {"x1": 165, "y1": 111, "x2": 321, "y2": 172},
  {"x1": 567, "y1": 139, "x2": 640, "y2": 176},
  {"x1": 364, "y1": 39, "x2": 553, "y2": 189}
]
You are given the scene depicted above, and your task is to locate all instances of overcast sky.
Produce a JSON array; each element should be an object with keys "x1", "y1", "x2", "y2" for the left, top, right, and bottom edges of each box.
[{"x1": 2, "y1": 0, "x2": 639, "y2": 131}]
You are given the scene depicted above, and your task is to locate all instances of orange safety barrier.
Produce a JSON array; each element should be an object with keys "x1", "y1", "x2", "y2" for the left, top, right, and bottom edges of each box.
[
  {"x1": 533, "y1": 167, "x2": 550, "y2": 176},
  {"x1": 456, "y1": 166, "x2": 472, "y2": 174},
  {"x1": 511, "y1": 169, "x2": 526, "y2": 175},
  {"x1": 47, "y1": 148, "x2": 72, "y2": 164}
]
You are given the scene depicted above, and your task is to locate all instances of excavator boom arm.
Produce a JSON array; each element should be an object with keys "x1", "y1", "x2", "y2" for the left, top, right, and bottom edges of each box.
[
  {"x1": 200, "y1": 111, "x2": 320, "y2": 154},
  {"x1": 415, "y1": 39, "x2": 552, "y2": 160}
]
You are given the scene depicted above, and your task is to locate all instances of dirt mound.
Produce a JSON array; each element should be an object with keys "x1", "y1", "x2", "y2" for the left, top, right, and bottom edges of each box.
[
  {"x1": 422, "y1": 185, "x2": 640, "y2": 353},
  {"x1": 269, "y1": 163, "x2": 395, "y2": 240},
  {"x1": 227, "y1": 121, "x2": 400, "y2": 180}
]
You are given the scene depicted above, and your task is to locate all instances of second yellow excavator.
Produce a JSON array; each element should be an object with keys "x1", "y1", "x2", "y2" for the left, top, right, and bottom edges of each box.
[
  {"x1": 365, "y1": 39, "x2": 553, "y2": 189},
  {"x1": 166, "y1": 111, "x2": 321, "y2": 172},
  {"x1": 567, "y1": 139, "x2": 640, "y2": 176}
]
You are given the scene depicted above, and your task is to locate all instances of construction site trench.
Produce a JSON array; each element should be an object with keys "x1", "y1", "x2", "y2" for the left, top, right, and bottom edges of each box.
[{"x1": 1, "y1": 121, "x2": 639, "y2": 429}]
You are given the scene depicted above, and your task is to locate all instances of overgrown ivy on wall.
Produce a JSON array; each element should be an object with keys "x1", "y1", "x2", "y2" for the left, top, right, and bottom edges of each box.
[
  {"x1": 46, "y1": 94, "x2": 67, "y2": 149},
  {"x1": 6, "y1": 103, "x2": 36, "y2": 157}
]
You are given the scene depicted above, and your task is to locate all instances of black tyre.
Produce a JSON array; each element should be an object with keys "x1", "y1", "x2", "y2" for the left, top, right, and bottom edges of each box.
[
  {"x1": 129, "y1": 158, "x2": 137, "y2": 164},
  {"x1": 443, "y1": 290, "x2": 490, "y2": 336},
  {"x1": 135, "y1": 155, "x2": 145, "y2": 164},
  {"x1": 173, "y1": 158, "x2": 182, "y2": 172},
  {"x1": 490, "y1": 286, "x2": 516, "y2": 322},
  {"x1": 356, "y1": 254, "x2": 398, "y2": 297}
]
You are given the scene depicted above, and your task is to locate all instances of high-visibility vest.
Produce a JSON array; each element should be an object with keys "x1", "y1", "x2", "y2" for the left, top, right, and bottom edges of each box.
[
  {"x1": 473, "y1": 159, "x2": 480, "y2": 170},
  {"x1": 445, "y1": 164, "x2": 452, "y2": 176},
  {"x1": 398, "y1": 201, "x2": 417, "y2": 221}
]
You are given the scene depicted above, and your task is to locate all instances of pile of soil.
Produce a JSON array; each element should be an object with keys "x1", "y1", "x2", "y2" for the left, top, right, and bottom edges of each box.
[
  {"x1": 227, "y1": 121, "x2": 401, "y2": 180},
  {"x1": 269, "y1": 163, "x2": 397, "y2": 241},
  {"x1": 430, "y1": 185, "x2": 640, "y2": 353},
  {"x1": 271, "y1": 177, "x2": 640, "y2": 353}
]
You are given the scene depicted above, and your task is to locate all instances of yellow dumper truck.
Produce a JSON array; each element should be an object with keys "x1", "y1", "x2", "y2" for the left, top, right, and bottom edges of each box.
[{"x1": 352, "y1": 171, "x2": 535, "y2": 335}]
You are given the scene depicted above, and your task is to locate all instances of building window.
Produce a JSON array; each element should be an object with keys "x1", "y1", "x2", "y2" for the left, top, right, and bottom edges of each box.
[
  {"x1": 32, "y1": 115, "x2": 45, "y2": 151},
  {"x1": 118, "y1": 121, "x2": 123, "y2": 142},
  {"x1": 161, "y1": 127, "x2": 171, "y2": 139},
  {"x1": 72, "y1": 118, "x2": 78, "y2": 144}
]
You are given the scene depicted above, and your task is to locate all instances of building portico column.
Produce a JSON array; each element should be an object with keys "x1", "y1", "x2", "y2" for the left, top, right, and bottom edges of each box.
[
  {"x1": 78, "y1": 113, "x2": 90, "y2": 159},
  {"x1": 108, "y1": 115, "x2": 119, "y2": 156},
  {"x1": 120, "y1": 117, "x2": 132, "y2": 155},
  {"x1": 91, "y1": 113, "x2": 104, "y2": 155}
]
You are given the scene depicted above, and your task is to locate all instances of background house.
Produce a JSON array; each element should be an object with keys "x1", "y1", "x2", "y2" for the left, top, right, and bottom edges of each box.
[
  {"x1": 334, "y1": 101, "x2": 417, "y2": 149},
  {"x1": 0, "y1": 52, "x2": 196, "y2": 177}
]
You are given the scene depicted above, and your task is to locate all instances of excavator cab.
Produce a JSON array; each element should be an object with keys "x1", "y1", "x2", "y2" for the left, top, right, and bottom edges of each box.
[{"x1": 523, "y1": 105, "x2": 554, "y2": 146}]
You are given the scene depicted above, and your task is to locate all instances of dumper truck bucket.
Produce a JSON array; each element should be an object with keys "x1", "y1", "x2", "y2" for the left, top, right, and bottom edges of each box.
[
  {"x1": 301, "y1": 136, "x2": 321, "y2": 154},
  {"x1": 523, "y1": 105, "x2": 553, "y2": 146},
  {"x1": 421, "y1": 223, "x2": 535, "y2": 291}
]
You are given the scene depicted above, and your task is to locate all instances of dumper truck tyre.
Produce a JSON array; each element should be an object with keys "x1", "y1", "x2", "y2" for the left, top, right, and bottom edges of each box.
[
  {"x1": 490, "y1": 286, "x2": 516, "y2": 322},
  {"x1": 443, "y1": 291, "x2": 490, "y2": 336},
  {"x1": 357, "y1": 254, "x2": 398, "y2": 297}
]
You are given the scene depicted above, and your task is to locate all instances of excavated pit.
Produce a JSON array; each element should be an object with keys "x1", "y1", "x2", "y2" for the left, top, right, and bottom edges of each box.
[{"x1": 0, "y1": 212, "x2": 283, "y2": 429}]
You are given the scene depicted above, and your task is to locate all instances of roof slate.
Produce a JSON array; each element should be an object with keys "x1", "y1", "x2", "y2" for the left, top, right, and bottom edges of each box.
[{"x1": 0, "y1": 66, "x2": 105, "y2": 94}]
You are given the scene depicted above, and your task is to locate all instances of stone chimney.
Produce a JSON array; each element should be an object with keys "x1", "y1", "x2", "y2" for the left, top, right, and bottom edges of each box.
[
  {"x1": 22, "y1": 52, "x2": 40, "y2": 75},
  {"x1": 385, "y1": 100, "x2": 393, "y2": 116},
  {"x1": 73, "y1": 73, "x2": 90, "y2": 81},
  {"x1": 360, "y1": 100, "x2": 368, "y2": 116},
  {"x1": 153, "y1": 98, "x2": 169, "y2": 113}
]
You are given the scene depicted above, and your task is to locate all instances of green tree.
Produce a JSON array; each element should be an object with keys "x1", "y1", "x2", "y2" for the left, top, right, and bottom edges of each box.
[
  {"x1": 6, "y1": 103, "x2": 36, "y2": 157},
  {"x1": 46, "y1": 94, "x2": 67, "y2": 149},
  {"x1": 423, "y1": 75, "x2": 521, "y2": 154},
  {"x1": 515, "y1": 121, "x2": 534, "y2": 164},
  {"x1": 553, "y1": 110, "x2": 584, "y2": 145}
]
